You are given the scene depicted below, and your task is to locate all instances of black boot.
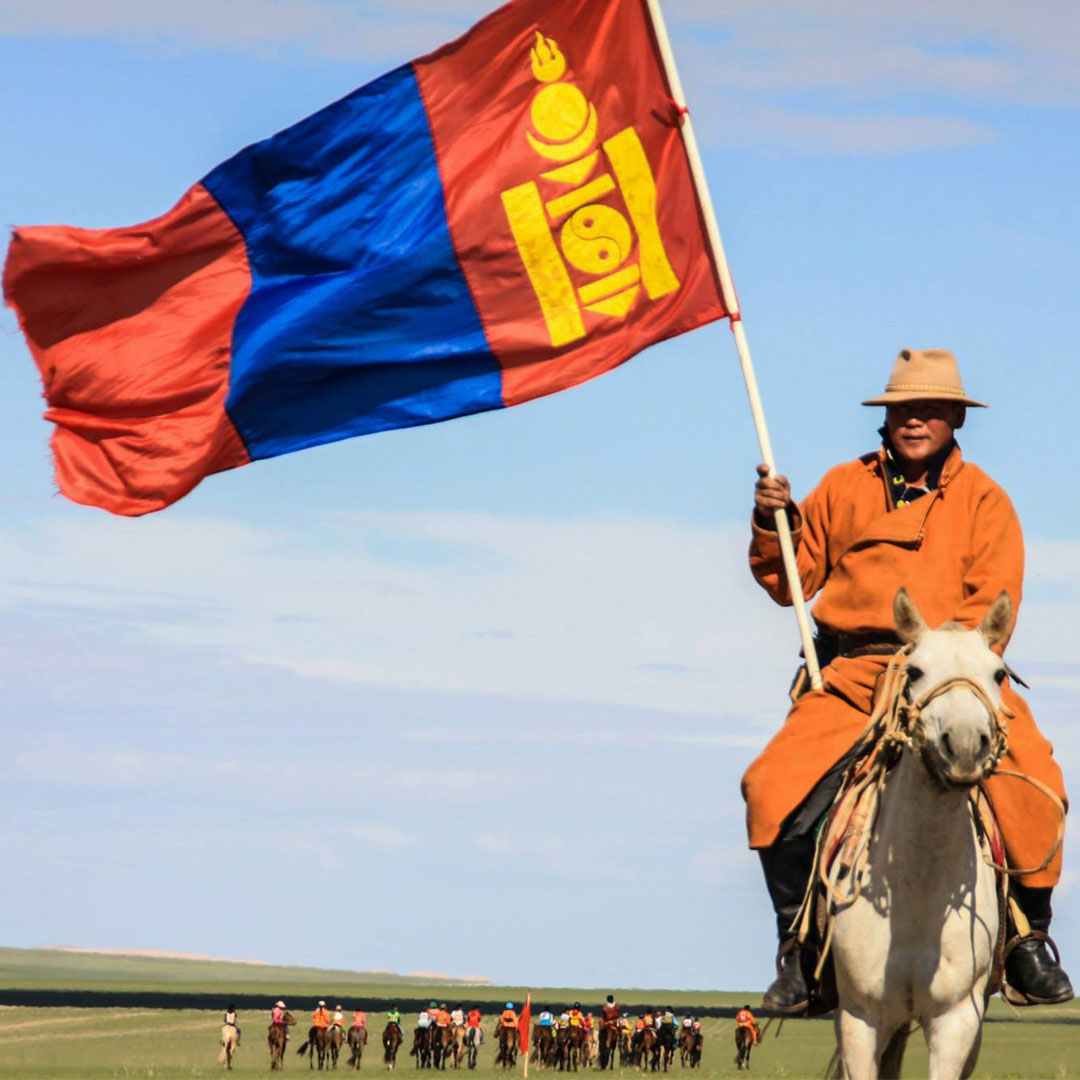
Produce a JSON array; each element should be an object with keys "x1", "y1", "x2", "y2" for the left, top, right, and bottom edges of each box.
[
  {"x1": 1004, "y1": 884, "x2": 1074, "y2": 1005},
  {"x1": 759, "y1": 835, "x2": 816, "y2": 1014}
]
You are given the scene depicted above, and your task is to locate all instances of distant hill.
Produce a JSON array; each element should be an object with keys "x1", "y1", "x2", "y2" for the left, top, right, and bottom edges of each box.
[
  {"x1": 0, "y1": 947, "x2": 491, "y2": 997},
  {"x1": 0, "y1": 946, "x2": 750, "y2": 1013}
]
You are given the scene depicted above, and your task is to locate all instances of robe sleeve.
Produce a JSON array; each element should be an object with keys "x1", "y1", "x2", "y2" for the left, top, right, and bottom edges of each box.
[
  {"x1": 952, "y1": 479, "x2": 1024, "y2": 652},
  {"x1": 749, "y1": 473, "x2": 833, "y2": 607}
]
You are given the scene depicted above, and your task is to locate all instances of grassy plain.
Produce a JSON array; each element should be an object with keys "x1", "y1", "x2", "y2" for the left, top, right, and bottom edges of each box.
[{"x1": 0, "y1": 950, "x2": 1076, "y2": 1078}]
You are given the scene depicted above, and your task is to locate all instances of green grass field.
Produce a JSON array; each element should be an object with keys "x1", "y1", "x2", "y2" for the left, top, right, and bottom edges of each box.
[{"x1": 0, "y1": 949, "x2": 1076, "y2": 1078}]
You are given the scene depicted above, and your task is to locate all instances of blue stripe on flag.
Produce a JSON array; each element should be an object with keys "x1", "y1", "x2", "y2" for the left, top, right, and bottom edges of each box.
[{"x1": 203, "y1": 64, "x2": 502, "y2": 461}]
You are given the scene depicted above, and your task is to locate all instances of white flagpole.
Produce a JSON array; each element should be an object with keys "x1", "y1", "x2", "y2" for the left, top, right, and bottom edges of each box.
[{"x1": 641, "y1": 0, "x2": 823, "y2": 690}]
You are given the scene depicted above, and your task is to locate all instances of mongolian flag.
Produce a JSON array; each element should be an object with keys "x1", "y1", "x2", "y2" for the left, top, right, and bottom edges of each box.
[{"x1": 3, "y1": 0, "x2": 728, "y2": 515}]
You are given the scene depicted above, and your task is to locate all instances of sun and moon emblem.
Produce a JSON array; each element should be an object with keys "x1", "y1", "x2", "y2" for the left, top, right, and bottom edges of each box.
[{"x1": 526, "y1": 33, "x2": 599, "y2": 163}]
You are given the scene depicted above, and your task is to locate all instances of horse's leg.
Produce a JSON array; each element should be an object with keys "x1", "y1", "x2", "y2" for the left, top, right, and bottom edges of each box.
[
  {"x1": 835, "y1": 1010, "x2": 882, "y2": 1080},
  {"x1": 924, "y1": 1004, "x2": 984, "y2": 1080},
  {"x1": 877, "y1": 1028, "x2": 907, "y2": 1080},
  {"x1": 959, "y1": 1023, "x2": 983, "y2": 1080}
]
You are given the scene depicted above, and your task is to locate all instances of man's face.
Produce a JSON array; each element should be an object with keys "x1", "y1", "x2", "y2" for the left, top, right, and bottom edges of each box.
[{"x1": 885, "y1": 400, "x2": 963, "y2": 467}]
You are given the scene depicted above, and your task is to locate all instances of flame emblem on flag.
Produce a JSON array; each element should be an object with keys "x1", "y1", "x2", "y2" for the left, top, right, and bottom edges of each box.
[{"x1": 502, "y1": 33, "x2": 680, "y2": 347}]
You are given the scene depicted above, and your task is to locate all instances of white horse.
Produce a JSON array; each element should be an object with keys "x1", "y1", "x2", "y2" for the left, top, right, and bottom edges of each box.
[{"x1": 831, "y1": 587, "x2": 1013, "y2": 1080}]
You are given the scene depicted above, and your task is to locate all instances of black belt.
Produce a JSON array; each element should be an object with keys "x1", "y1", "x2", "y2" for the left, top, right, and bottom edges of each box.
[{"x1": 812, "y1": 631, "x2": 902, "y2": 664}]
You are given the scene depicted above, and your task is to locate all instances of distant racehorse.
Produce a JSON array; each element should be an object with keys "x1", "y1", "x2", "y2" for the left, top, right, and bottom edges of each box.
[
  {"x1": 598, "y1": 1025, "x2": 619, "y2": 1071},
  {"x1": 639, "y1": 1027, "x2": 659, "y2": 1072},
  {"x1": 448, "y1": 1026, "x2": 466, "y2": 1070},
  {"x1": 348, "y1": 1025, "x2": 367, "y2": 1069},
  {"x1": 269, "y1": 1013, "x2": 296, "y2": 1072},
  {"x1": 678, "y1": 1029, "x2": 694, "y2": 1068},
  {"x1": 533, "y1": 1025, "x2": 554, "y2": 1069},
  {"x1": 690, "y1": 1031, "x2": 703, "y2": 1069},
  {"x1": 657, "y1": 1026, "x2": 676, "y2": 1072},
  {"x1": 496, "y1": 1025, "x2": 518, "y2": 1071},
  {"x1": 465, "y1": 1027, "x2": 482, "y2": 1070},
  {"x1": 298, "y1": 1026, "x2": 330, "y2": 1070},
  {"x1": 219, "y1": 1023, "x2": 239, "y2": 1070},
  {"x1": 328, "y1": 1026, "x2": 346, "y2": 1069},
  {"x1": 410, "y1": 1026, "x2": 433, "y2": 1069},
  {"x1": 383, "y1": 1023, "x2": 403, "y2": 1070},
  {"x1": 432, "y1": 1026, "x2": 454, "y2": 1070},
  {"x1": 734, "y1": 1027, "x2": 753, "y2": 1071},
  {"x1": 565, "y1": 1026, "x2": 588, "y2": 1072}
]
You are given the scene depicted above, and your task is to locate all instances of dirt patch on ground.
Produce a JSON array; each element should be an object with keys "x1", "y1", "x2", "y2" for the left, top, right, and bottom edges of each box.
[
  {"x1": 0, "y1": 1018, "x2": 210, "y2": 1045},
  {"x1": 0, "y1": 1010, "x2": 160, "y2": 1033}
]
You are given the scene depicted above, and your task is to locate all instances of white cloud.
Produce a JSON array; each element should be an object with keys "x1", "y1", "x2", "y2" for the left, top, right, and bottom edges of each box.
[
  {"x1": 691, "y1": 98, "x2": 994, "y2": 155},
  {"x1": 1, "y1": 0, "x2": 1077, "y2": 154},
  {"x1": 0, "y1": 511, "x2": 797, "y2": 718}
]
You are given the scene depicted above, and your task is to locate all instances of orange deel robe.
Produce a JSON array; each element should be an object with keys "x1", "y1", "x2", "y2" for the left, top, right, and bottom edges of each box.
[{"x1": 742, "y1": 444, "x2": 1067, "y2": 888}]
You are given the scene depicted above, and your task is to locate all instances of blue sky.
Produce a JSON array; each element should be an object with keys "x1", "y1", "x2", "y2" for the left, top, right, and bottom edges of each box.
[{"x1": 1, "y1": 0, "x2": 1078, "y2": 991}]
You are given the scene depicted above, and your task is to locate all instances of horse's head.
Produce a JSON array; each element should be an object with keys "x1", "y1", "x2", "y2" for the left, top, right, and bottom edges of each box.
[{"x1": 893, "y1": 587, "x2": 1012, "y2": 789}]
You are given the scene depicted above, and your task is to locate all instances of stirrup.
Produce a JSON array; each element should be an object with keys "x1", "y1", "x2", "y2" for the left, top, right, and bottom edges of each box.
[{"x1": 1001, "y1": 929, "x2": 1074, "y2": 1006}]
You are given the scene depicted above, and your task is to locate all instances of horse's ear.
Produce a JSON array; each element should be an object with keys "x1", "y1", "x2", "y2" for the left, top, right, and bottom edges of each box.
[
  {"x1": 894, "y1": 587, "x2": 928, "y2": 644},
  {"x1": 978, "y1": 590, "x2": 1014, "y2": 648}
]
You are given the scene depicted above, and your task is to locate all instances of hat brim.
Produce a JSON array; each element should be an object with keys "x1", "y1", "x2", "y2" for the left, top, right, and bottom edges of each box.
[{"x1": 861, "y1": 390, "x2": 988, "y2": 408}]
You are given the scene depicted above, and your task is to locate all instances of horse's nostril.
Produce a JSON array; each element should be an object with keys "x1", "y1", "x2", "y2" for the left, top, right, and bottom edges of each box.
[
  {"x1": 980, "y1": 733, "x2": 991, "y2": 756},
  {"x1": 941, "y1": 732, "x2": 954, "y2": 760}
]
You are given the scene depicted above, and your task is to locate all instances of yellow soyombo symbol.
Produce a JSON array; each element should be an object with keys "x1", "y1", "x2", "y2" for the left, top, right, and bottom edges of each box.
[{"x1": 501, "y1": 32, "x2": 680, "y2": 347}]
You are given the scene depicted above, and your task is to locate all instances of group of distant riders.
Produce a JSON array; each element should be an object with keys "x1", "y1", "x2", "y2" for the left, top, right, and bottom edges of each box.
[{"x1": 226, "y1": 994, "x2": 758, "y2": 1071}]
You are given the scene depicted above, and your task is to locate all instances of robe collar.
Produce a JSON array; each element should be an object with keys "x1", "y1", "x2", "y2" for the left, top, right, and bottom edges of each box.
[{"x1": 877, "y1": 427, "x2": 958, "y2": 507}]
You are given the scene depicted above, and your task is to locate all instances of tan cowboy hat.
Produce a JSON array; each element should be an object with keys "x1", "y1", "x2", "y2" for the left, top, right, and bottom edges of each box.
[{"x1": 861, "y1": 348, "x2": 987, "y2": 408}]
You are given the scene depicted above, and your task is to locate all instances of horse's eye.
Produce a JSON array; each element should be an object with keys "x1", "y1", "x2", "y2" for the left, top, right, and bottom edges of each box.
[
  {"x1": 994, "y1": 667, "x2": 1007, "y2": 685},
  {"x1": 906, "y1": 664, "x2": 924, "y2": 682}
]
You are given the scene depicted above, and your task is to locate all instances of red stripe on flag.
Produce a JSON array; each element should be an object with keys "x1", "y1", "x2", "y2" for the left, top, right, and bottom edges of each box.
[
  {"x1": 415, "y1": 0, "x2": 726, "y2": 410},
  {"x1": 3, "y1": 184, "x2": 252, "y2": 515}
]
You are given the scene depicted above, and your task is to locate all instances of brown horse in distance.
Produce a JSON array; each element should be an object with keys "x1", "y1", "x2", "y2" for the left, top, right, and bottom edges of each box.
[
  {"x1": 678, "y1": 1028, "x2": 694, "y2": 1068},
  {"x1": 348, "y1": 1024, "x2": 368, "y2": 1069},
  {"x1": 383, "y1": 1022, "x2": 403, "y2": 1070},
  {"x1": 598, "y1": 1025, "x2": 619, "y2": 1070},
  {"x1": 432, "y1": 1025, "x2": 454, "y2": 1070},
  {"x1": 297, "y1": 1026, "x2": 330, "y2": 1070},
  {"x1": 328, "y1": 1026, "x2": 346, "y2": 1069},
  {"x1": 410, "y1": 1026, "x2": 433, "y2": 1069},
  {"x1": 496, "y1": 1024, "x2": 518, "y2": 1071},
  {"x1": 638, "y1": 1027, "x2": 659, "y2": 1072},
  {"x1": 735, "y1": 1026, "x2": 753, "y2": 1071},
  {"x1": 564, "y1": 1026, "x2": 588, "y2": 1072},
  {"x1": 533, "y1": 1025, "x2": 555, "y2": 1069},
  {"x1": 269, "y1": 1012, "x2": 296, "y2": 1072}
]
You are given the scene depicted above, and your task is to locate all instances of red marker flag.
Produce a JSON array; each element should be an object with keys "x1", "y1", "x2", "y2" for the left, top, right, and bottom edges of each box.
[{"x1": 518, "y1": 992, "x2": 532, "y2": 1054}]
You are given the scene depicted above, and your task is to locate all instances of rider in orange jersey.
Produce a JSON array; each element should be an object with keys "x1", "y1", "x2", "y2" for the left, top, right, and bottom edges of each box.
[
  {"x1": 312, "y1": 1001, "x2": 331, "y2": 1028},
  {"x1": 436, "y1": 1005, "x2": 452, "y2": 1028},
  {"x1": 735, "y1": 1006, "x2": 759, "y2": 1044},
  {"x1": 500, "y1": 1003, "x2": 518, "y2": 1028},
  {"x1": 467, "y1": 1007, "x2": 482, "y2": 1029}
]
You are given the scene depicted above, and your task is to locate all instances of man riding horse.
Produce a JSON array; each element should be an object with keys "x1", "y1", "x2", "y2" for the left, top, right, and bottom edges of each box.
[{"x1": 746, "y1": 347, "x2": 1071, "y2": 1012}]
